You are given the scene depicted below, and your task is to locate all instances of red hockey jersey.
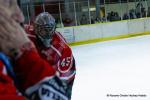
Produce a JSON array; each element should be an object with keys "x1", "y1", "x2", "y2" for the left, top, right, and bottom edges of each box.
[
  {"x1": 28, "y1": 31, "x2": 76, "y2": 83},
  {"x1": 0, "y1": 61, "x2": 25, "y2": 100},
  {"x1": 0, "y1": 42, "x2": 69, "y2": 100}
]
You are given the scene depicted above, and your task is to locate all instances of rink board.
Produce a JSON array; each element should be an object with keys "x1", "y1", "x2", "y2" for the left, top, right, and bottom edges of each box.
[{"x1": 57, "y1": 17, "x2": 150, "y2": 46}]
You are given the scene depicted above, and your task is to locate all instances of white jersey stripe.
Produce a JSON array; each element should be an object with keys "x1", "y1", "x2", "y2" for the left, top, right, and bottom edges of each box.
[
  {"x1": 59, "y1": 71, "x2": 76, "y2": 81},
  {"x1": 50, "y1": 45, "x2": 62, "y2": 57}
]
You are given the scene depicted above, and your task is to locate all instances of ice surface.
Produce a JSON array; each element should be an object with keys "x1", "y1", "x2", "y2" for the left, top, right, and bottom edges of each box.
[{"x1": 71, "y1": 35, "x2": 150, "y2": 100}]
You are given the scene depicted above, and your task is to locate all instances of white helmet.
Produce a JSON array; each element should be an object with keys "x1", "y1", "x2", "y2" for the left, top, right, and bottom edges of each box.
[{"x1": 34, "y1": 12, "x2": 56, "y2": 47}]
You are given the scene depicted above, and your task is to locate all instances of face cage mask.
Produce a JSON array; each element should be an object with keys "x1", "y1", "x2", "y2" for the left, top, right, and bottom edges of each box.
[{"x1": 36, "y1": 25, "x2": 56, "y2": 47}]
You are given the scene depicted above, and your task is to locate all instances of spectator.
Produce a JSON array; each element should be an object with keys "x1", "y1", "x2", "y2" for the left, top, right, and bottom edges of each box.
[
  {"x1": 129, "y1": 9, "x2": 136, "y2": 19},
  {"x1": 123, "y1": 13, "x2": 129, "y2": 20},
  {"x1": 80, "y1": 14, "x2": 88, "y2": 25},
  {"x1": 95, "y1": 16, "x2": 101, "y2": 23},
  {"x1": 113, "y1": 12, "x2": 121, "y2": 21},
  {"x1": 63, "y1": 14, "x2": 75, "y2": 26}
]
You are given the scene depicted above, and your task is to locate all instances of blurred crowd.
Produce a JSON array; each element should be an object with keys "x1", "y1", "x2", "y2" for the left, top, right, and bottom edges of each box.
[{"x1": 55, "y1": 5, "x2": 150, "y2": 27}]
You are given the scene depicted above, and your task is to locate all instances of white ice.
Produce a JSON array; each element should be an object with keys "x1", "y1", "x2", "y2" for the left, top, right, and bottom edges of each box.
[{"x1": 71, "y1": 35, "x2": 150, "y2": 100}]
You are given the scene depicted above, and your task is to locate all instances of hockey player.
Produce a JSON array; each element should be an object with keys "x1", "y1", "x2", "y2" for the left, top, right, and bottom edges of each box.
[
  {"x1": 27, "y1": 12, "x2": 76, "y2": 99},
  {"x1": 0, "y1": 0, "x2": 69, "y2": 100}
]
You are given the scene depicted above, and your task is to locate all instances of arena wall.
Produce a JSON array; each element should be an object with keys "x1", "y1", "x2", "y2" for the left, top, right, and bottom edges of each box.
[{"x1": 57, "y1": 17, "x2": 150, "y2": 46}]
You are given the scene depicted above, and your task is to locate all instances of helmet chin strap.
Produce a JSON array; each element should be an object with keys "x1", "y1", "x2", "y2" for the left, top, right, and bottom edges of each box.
[{"x1": 37, "y1": 35, "x2": 52, "y2": 48}]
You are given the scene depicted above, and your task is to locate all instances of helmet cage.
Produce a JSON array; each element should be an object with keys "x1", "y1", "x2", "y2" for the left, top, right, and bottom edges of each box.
[
  {"x1": 34, "y1": 12, "x2": 56, "y2": 40},
  {"x1": 35, "y1": 23, "x2": 56, "y2": 40}
]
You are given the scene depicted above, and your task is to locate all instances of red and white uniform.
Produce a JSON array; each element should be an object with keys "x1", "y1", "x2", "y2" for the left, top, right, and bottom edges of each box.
[
  {"x1": 28, "y1": 29, "x2": 76, "y2": 83},
  {"x1": 0, "y1": 42, "x2": 69, "y2": 100},
  {"x1": 25, "y1": 25, "x2": 76, "y2": 99}
]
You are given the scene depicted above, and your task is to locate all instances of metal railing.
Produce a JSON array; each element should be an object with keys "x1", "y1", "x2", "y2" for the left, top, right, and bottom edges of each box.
[{"x1": 20, "y1": 0, "x2": 150, "y2": 28}]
